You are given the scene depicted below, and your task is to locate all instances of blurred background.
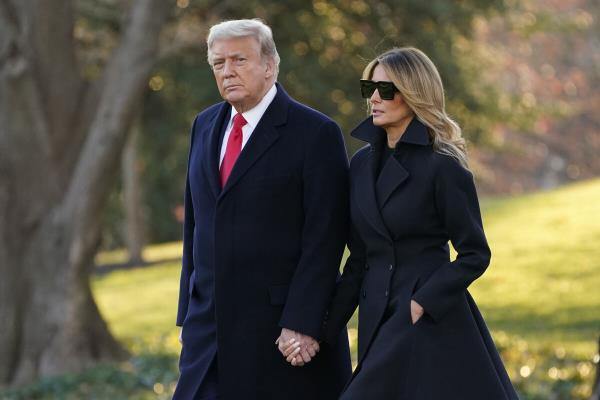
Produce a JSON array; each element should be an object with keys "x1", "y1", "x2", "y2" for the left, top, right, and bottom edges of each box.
[{"x1": 0, "y1": 0, "x2": 598, "y2": 399}]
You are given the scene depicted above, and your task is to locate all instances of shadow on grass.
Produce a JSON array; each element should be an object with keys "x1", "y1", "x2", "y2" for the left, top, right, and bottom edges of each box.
[{"x1": 95, "y1": 257, "x2": 181, "y2": 276}]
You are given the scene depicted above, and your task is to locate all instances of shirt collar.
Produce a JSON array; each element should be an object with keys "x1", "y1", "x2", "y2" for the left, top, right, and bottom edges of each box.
[{"x1": 229, "y1": 84, "x2": 277, "y2": 129}]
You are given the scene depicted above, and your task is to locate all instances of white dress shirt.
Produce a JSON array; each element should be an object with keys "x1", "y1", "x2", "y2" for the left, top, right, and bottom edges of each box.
[{"x1": 219, "y1": 84, "x2": 278, "y2": 166}]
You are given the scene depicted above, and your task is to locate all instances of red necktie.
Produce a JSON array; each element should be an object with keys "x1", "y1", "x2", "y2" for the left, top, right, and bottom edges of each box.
[{"x1": 220, "y1": 113, "x2": 247, "y2": 187}]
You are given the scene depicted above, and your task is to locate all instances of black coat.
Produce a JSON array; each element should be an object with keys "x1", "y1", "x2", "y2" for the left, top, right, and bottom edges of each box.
[
  {"x1": 324, "y1": 117, "x2": 519, "y2": 399},
  {"x1": 176, "y1": 84, "x2": 352, "y2": 400}
]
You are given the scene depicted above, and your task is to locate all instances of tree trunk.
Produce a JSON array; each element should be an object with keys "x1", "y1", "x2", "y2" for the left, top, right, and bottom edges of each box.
[
  {"x1": 122, "y1": 116, "x2": 145, "y2": 264},
  {"x1": 0, "y1": 0, "x2": 169, "y2": 386}
]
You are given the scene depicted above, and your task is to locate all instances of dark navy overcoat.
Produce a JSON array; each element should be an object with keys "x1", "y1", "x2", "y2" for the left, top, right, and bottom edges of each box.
[
  {"x1": 176, "y1": 84, "x2": 351, "y2": 400},
  {"x1": 324, "y1": 117, "x2": 519, "y2": 399}
]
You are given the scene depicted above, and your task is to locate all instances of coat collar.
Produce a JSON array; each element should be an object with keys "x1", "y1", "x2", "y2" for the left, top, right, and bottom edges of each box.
[
  {"x1": 350, "y1": 116, "x2": 432, "y2": 148},
  {"x1": 351, "y1": 116, "x2": 430, "y2": 240},
  {"x1": 203, "y1": 82, "x2": 289, "y2": 199}
]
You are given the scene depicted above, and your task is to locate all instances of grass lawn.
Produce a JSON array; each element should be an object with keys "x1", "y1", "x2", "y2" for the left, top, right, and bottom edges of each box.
[
  {"x1": 94, "y1": 262, "x2": 182, "y2": 354},
  {"x1": 473, "y1": 179, "x2": 600, "y2": 357},
  {"x1": 3, "y1": 179, "x2": 598, "y2": 399}
]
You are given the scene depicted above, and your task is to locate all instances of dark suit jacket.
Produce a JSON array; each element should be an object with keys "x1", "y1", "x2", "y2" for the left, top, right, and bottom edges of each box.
[{"x1": 176, "y1": 83, "x2": 351, "y2": 400}]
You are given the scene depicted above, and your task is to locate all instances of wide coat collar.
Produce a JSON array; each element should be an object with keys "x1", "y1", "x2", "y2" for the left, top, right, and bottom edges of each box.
[
  {"x1": 202, "y1": 82, "x2": 290, "y2": 199},
  {"x1": 350, "y1": 116, "x2": 431, "y2": 240},
  {"x1": 351, "y1": 115, "x2": 431, "y2": 147}
]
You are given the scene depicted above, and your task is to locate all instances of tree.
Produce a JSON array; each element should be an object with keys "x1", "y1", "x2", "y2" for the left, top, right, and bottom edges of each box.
[
  {"x1": 122, "y1": 115, "x2": 145, "y2": 264},
  {"x1": 0, "y1": 0, "x2": 169, "y2": 386}
]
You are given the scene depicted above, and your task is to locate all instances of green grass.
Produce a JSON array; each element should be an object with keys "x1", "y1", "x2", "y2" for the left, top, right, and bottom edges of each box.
[
  {"x1": 474, "y1": 179, "x2": 600, "y2": 356},
  {"x1": 3, "y1": 178, "x2": 599, "y2": 399},
  {"x1": 93, "y1": 260, "x2": 181, "y2": 354}
]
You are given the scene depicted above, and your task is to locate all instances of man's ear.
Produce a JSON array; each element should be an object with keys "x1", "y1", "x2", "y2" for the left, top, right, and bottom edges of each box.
[{"x1": 265, "y1": 59, "x2": 275, "y2": 79}]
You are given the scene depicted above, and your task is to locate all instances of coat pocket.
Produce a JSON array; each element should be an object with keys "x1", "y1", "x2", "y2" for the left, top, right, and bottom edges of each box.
[{"x1": 268, "y1": 284, "x2": 289, "y2": 306}]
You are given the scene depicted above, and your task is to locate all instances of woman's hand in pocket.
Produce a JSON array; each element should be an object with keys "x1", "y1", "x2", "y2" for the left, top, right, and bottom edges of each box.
[{"x1": 410, "y1": 300, "x2": 424, "y2": 324}]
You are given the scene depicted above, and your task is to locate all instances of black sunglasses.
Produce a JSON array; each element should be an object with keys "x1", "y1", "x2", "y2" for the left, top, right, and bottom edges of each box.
[{"x1": 360, "y1": 79, "x2": 399, "y2": 100}]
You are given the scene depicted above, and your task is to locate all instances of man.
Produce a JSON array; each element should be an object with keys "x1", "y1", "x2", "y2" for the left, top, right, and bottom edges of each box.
[{"x1": 174, "y1": 19, "x2": 351, "y2": 400}]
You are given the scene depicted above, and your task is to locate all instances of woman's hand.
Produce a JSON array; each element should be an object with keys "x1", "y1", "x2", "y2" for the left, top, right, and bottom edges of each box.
[{"x1": 410, "y1": 300, "x2": 424, "y2": 324}]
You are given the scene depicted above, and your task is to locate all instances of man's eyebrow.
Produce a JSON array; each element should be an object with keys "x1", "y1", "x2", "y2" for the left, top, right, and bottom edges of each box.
[{"x1": 213, "y1": 51, "x2": 246, "y2": 59}]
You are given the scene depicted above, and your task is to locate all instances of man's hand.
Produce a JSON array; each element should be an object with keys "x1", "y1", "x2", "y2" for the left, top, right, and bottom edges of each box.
[
  {"x1": 410, "y1": 299, "x2": 424, "y2": 324},
  {"x1": 276, "y1": 328, "x2": 320, "y2": 366}
]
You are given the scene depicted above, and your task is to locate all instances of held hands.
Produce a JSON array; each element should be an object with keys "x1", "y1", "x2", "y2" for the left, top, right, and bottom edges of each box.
[
  {"x1": 410, "y1": 299, "x2": 424, "y2": 324},
  {"x1": 274, "y1": 300, "x2": 424, "y2": 369},
  {"x1": 276, "y1": 328, "x2": 320, "y2": 367}
]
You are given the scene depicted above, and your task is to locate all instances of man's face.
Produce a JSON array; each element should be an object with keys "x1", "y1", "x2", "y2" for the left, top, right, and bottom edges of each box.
[{"x1": 210, "y1": 36, "x2": 275, "y2": 112}]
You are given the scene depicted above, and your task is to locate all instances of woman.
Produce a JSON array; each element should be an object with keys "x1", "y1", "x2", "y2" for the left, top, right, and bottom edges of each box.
[{"x1": 322, "y1": 47, "x2": 518, "y2": 399}]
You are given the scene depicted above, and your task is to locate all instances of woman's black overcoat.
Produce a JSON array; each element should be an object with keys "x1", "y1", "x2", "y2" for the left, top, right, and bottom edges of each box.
[{"x1": 324, "y1": 117, "x2": 519, "y2": 399}]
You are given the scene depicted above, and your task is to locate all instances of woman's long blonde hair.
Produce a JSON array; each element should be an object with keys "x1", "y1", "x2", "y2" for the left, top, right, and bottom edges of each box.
[{"x1": 363, "y1": 47, "x2": 469, "y2": 169}]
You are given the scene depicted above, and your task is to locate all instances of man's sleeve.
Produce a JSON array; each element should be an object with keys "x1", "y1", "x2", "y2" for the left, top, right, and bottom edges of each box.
[
  {"x1": 278, "y1": 120, "x2": 350, "y2": 339},
  {"x1": 176, "y1": 116, "x2": 199, "y2": 326},
  {"x1": 322, "y1": 222, "x2": 367, "y2": 344}
]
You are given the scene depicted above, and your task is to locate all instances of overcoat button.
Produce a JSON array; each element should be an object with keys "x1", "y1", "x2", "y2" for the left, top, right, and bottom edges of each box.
[
  {"x1": 385, "y1": 290, "x2": 389, "y2": 297},
  {"x1": 389, "y1": 264, "x2": 393, "y2": 271},
  {"x1": 362, "y1": 290, "x2": 366, "y2": 298},
  {"x1": 365, "y1": 263, "x2": 370, "y2": 270}
]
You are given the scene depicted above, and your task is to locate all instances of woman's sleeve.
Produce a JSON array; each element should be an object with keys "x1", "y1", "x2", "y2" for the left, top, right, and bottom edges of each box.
[
  {"x1": 412, "y1": 157, "x2": 491, "y2": 322},
  {"x1": 322, "y1": 223, "x2": 367, "y2": 343}
]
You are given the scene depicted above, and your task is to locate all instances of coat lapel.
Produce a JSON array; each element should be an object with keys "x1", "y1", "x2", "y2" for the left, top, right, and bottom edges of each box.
[
  {"x1": 351, "y1": 116, "x2": 431, "y2": 236},
  {"x1": 203, "y1": 103, "x2": 231, "y2": 199},
  {"x1": 375, "y1": 117, "x2": 431, "y2": 207},
  {"x1": 353, "y1": 147, "x2": 392, "y2": 240},
  {"x1": 351, "y1": 117, "x2": 391, "y2": 240},
  {"x1": 376, "y1": 156, "x2": 409, "y2": 208},
  {"x1": 219, "y1": 83, "x2": 289, "y2": 198}
]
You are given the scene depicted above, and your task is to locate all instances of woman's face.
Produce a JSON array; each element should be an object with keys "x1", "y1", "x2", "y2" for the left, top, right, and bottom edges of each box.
[{"x1": 370, "y1": 65, "x2": 413, "y2": 130}]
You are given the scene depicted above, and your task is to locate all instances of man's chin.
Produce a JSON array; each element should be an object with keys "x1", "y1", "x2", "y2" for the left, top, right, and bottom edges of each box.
[{"x1": 223, "y1": 93, "x2": 246, "y2": 105}]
